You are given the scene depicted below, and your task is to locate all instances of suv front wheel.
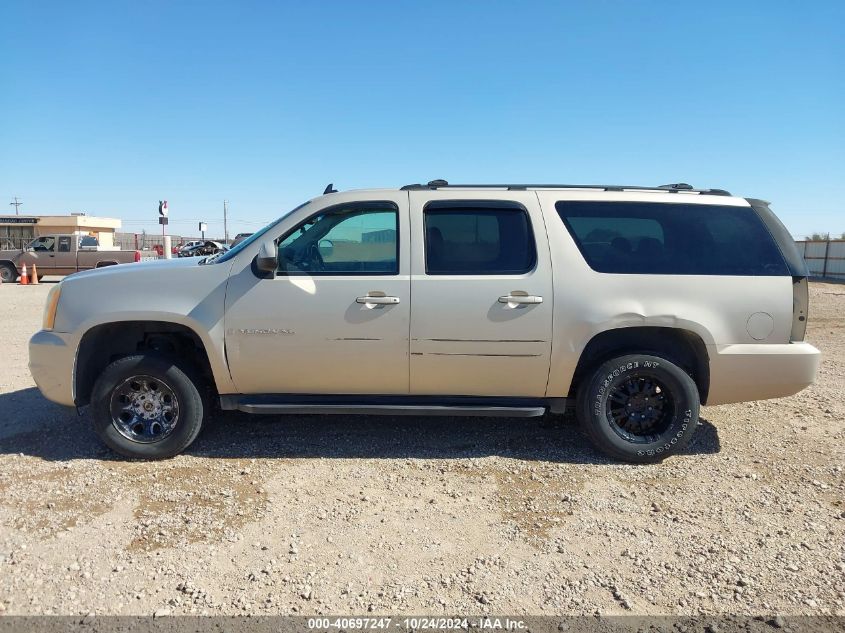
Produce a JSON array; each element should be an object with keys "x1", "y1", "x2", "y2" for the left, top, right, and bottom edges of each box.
[
  {"x1": 0, "y1": 263, "x2": 17, "y2": 284},
  {"x1": 577, "y1": 354, "x2": 700, "y2": 463},
  {"x1": 90, "y1": 355, "x2": 207, "y2": 459}
]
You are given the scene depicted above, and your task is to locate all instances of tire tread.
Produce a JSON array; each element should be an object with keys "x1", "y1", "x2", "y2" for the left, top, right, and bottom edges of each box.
[{"x1": 576, "y1": 353, "x2": 700, "y2": 463}]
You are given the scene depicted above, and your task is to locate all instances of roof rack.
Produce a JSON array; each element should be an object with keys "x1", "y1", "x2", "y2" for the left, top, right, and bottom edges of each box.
[{"x1": 400, "y1": 180, "x2": 732, "y2": 196}]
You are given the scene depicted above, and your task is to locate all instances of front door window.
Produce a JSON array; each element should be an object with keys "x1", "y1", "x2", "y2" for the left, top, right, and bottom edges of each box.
[
  {"x1": 277, "y1": 203, "x2": 398, "y2": 275},
  {"x1": 30, "y1": 236, "x2": 56, "y2": 252}
]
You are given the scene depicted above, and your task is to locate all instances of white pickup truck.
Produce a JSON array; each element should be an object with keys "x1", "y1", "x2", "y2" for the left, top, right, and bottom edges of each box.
[{"x1": 29, "y1": 181, "x2": 820, "y2": 462}]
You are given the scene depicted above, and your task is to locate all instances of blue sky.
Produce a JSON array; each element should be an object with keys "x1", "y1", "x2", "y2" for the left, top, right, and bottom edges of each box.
[{"x1": 1, "y1": 1, "x2": 842, "y2": 238}]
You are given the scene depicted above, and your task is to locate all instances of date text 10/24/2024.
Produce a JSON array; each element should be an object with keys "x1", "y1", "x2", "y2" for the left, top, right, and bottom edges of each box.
[{"x1": 307, "y1": 617, "x2": 527, "y2": 631}]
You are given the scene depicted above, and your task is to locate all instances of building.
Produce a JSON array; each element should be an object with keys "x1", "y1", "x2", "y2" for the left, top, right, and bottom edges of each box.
[
  {"x1": 0, "y1": 214, "x2": 122, "y2": 249},
  {"x1": 362, "y1": 228, "x2": 397, "y2": 243}
]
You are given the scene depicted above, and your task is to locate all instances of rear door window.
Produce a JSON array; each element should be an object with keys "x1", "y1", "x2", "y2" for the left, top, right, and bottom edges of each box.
[
  {"x1": 556, "y1": 201, "x2": 788, "y2": 275},
  {"x1": 424, "y1": 202, "x2": 536, "y2": 275}
]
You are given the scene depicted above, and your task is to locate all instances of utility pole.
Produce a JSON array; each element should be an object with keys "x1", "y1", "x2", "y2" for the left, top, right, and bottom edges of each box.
[
  {"x1": 9, "y1": 197, "x2": 22, "y2": 215},
  {"x1": 223, "y1": 199, "x2": 229, "y2": 244}
]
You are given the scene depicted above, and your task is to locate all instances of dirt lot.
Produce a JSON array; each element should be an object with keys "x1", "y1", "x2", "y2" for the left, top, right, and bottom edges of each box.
[{"x1": 0, "y1": 281, "x2": 842, "y2": 617}]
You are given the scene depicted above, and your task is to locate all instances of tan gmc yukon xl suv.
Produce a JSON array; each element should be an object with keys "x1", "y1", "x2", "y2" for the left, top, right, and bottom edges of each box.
[{"x1": 29, "y1": 181, "x2": 821, "y2": 462}]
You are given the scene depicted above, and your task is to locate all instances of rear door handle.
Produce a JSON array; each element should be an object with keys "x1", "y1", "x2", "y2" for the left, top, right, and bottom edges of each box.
[
  {"x1": 499, "y1": 294, "x2": 543, "y2": 305},
  {"x1": 356, "y1": 295, "x2": 400, "y2": 306}
]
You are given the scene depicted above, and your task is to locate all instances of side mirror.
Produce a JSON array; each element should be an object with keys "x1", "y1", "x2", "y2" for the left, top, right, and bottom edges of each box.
[
  {"x1": 318, "y1": 239, "x2": 334, "y2": 259},
  {"x1": 255, "y1": 240, "x2": 277, "y2": 274}
]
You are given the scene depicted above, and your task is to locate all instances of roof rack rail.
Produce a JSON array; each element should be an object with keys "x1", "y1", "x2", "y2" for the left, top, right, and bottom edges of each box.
[
  {"x1": 399, "y1": 180, "x2": 732, "y2": 196},
  {"x1": 658, "y1": 183, "x2": 693, "y2": 190}
]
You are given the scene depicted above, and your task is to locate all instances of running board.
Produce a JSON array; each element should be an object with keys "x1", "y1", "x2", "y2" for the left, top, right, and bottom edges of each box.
[{"x1": 236, "y1": 403, "x2": 545, "y2": 417}]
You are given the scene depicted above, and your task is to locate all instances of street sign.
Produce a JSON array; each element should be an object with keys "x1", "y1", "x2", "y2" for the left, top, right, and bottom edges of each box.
[
  {"x1": 158, "y1": 216, "x2": 168, "y2": 226},
  {"x1": 158, "y1": 200, "x2": 169, "y2": 217},
  {"x1": 199, "y1": 222, "x2": 207, "y2": 232}
]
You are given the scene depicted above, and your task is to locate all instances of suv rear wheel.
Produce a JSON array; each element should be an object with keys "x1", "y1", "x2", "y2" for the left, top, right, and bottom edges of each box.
[
  {"x1": 90, "y1": 354, "x2": 207, "y2": 459},
  {"x1": 576, "y1": 354, "x2": 700, "y2": 463}
]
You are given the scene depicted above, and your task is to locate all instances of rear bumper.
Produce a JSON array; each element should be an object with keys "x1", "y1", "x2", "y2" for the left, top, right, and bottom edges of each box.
[
  {"x1": 29, "y1": 330, "x2": 76, "y2": 407},
  {"x1": 706, "y1": 342, "x2": 821, "y2": 405}
]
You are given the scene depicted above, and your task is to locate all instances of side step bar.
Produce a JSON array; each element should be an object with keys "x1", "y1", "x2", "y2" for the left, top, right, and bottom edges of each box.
[{"x1": 236, "y1": 403, "x2": 546, "y2": 417}]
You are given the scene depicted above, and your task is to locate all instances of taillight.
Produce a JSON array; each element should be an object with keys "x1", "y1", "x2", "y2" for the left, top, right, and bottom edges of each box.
[
  {"x1": 791, "y1": 276, "x2": 808, "y2": 342},
  {"x1": 134, "y1": 251, "x2": 141, "y2": 262}
]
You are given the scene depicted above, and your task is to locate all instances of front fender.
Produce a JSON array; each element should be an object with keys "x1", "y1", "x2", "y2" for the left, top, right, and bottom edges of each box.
[{"x1": 54, "y1": 259, "x2": 236, "y2": 395}]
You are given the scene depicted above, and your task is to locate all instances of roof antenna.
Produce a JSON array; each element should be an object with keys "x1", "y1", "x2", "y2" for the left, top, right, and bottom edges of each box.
[{"x1": 323, "y1": 183, "x2": 338, "y2": 194}]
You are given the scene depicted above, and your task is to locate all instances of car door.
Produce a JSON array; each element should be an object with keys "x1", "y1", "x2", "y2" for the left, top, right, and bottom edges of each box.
[
  {"x1": 224, "y1": 192, "x2": 411, "y2": 395},
  {"x1": 409, "y1": 191, "x2": 554, "y2": 397},
  {"x1": 23, "y1": 235, "x2": 60, "y2": 275},
  {"x1": 54, "y1": 235, "x2": 82, "y2": 274}
]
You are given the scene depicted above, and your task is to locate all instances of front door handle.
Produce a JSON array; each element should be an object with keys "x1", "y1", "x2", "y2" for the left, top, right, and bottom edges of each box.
[
  {"x1": 499, "y1": 294, "x2": 543, "y2": 305},
  {"x1": 356, "y1": 295, "x2": 400, "y2": 307}
]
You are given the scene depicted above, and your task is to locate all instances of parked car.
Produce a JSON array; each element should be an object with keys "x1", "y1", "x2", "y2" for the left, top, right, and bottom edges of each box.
[
  {"x1": 177, "y1": 240, "x2": 205, "y2": 256},
  {"x1": 0, "y1": 234, "x2": 156, "y2": 282},
  {"x1": 29, "y1": 181, "x2": 820, "y2": 461},
  {"x1": 177, "y1": 241, "x2": 225, "y2": 258},
  {"x1": 231, "y1": 232, "x2": 253, "y2": 247}
]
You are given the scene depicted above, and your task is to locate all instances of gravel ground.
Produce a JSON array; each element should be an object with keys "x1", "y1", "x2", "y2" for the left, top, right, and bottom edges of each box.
[{"x1": 0, "y1": 280, "x2": 842, "y2": 617}]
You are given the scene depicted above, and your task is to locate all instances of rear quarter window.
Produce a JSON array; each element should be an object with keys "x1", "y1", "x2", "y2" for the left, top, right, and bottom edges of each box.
[{"x1": 556, "y1": 201, "x2": 789, "y2": 276}]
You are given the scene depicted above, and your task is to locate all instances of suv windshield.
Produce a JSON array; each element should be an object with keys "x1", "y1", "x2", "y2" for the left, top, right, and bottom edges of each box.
[{"x1": 208, "y1": 201, "x2": 311, "y2": 264}]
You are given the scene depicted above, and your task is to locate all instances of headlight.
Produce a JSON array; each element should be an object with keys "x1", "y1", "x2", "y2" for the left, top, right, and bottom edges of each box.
[{"x1": 42, "y1": 284, "x2": 62, "y2": 331}]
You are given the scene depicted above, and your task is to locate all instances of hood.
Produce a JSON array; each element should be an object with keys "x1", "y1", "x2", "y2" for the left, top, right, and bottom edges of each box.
[
  {"x1": 52, "y1": 251, "x2": 235, "y2": 334},
  {"x1": 66, "y1": 255, "x2": 202, "y2": 280},
  {"x1": 0, "y1": 248, "x2": 23, "y2": 260}
]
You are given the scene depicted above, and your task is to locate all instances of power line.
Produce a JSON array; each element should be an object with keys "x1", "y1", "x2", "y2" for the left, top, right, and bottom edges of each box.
[{"x1": 9, "y1": 196, "x2": 22, "y2": 215}]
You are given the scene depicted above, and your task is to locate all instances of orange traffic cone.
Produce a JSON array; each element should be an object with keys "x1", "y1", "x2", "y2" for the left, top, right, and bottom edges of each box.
[
  {"x1": 30, "y1": 264, "x2": 39, "y2": 285},
  {"x1": 19, "y1": 264, "x2": 29, "y2": 285}
]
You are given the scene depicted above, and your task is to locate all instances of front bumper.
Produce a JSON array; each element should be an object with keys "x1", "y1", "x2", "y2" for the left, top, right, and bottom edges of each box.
[
  {"x1": 706, "y1": 342, "x2": 821, "y2": 406},
  {"x1": 29, "y1": 330, "x2": 76, "y2": 407}
]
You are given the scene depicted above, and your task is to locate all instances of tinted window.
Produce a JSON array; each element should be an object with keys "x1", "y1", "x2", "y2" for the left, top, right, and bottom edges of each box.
[
  {"x1": 278, "y1": 202, "x2": 398, "y2": 275},
  {"x1": 424, "y1": 203, "x2": 535, "y2": 275},
  {"x1": 556, "y1": 201, "x2": 788, "y2": 276},
  {"x1": 58, "y1": 236, "x2": 71, "y2": 252},
  {"x1": 79, "y1": 236, "x2": 99, "y2": 247}
]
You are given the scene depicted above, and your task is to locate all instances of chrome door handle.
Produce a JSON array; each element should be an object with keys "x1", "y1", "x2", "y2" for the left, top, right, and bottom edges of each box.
[
  {"x1": 356, "y1": 295, "x2": 400, "y2": 305},
  {"x1": 499, "y1": 294, "x2": 543, "y2": 305}
]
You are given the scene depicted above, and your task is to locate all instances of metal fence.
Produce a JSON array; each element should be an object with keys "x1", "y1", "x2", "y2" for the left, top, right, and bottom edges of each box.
[
  {"x1": 795, "y1": 240, "x2": 845, "y2": 280},
  {"x1": 113, "y1": 233, "x2": 224, "y2": 251},
  {"x1": 0, "y1": 236, "x2": 31, "y2": 250}
]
